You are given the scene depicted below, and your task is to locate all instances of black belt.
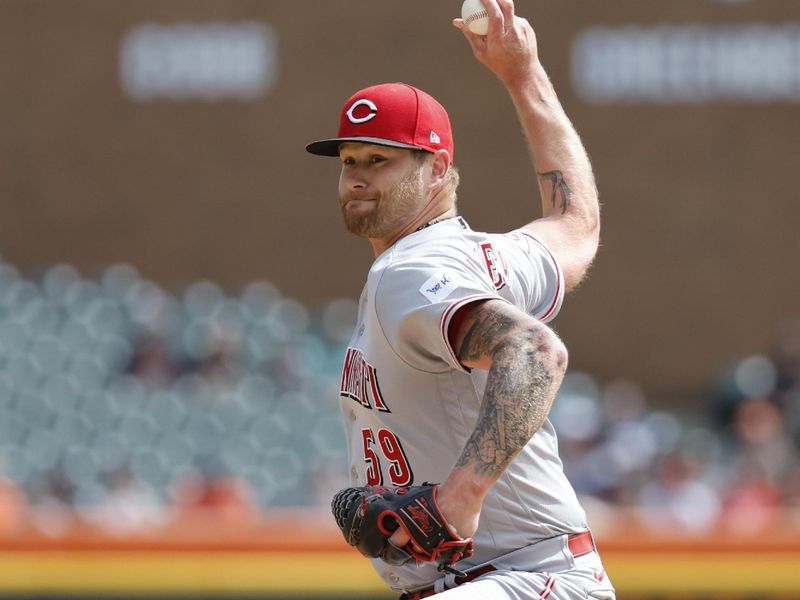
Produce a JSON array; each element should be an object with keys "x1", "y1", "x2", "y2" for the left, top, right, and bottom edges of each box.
[
  {"x1": 398, "y1": 531, "x2": 595, "y2": 600},
  {"x1": 399, "y1": 564, "x2": 497, "y2": 600}
]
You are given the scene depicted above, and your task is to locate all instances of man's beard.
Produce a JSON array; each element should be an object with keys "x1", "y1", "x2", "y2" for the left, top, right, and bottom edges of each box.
[{"x1": 339, "y1": 167, "x2": 425, "y2": 238}]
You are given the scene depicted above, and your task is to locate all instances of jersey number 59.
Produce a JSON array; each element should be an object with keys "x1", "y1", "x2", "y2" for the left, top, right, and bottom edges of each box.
[{"x1": 361, "y1": 427, "x2": 413, "y2": 486}]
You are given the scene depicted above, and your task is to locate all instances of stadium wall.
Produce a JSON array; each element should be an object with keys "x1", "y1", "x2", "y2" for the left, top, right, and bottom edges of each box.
[{"x1": 0, "y1": 509, "x2": 798, "y2": 599}]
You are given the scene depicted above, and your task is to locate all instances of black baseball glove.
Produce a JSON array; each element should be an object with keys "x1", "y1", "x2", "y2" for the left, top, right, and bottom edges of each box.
[{"x1": 331, "y1": 484, "x2": 474, "y2": 572}]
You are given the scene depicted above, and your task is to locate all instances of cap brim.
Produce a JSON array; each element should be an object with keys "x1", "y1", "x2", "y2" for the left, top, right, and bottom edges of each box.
[{"x1": 305, "y1": 136, "x2": 428, "y2": 157}]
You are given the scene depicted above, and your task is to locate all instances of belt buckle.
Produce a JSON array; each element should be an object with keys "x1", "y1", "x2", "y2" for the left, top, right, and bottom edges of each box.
[{"x1": 399, "y1": 563, "x2": 497, "y2": 600}]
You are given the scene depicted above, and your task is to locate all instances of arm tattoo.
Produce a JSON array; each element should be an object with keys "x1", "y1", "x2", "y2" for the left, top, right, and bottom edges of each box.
[
  {"x1": 455, "y1": 305, "x2": 565, "y2": 477},
  {"x1": 538, "y1": 170, "x2": 573, "y2": 215},
  {"x1": 456, "y1": 303, "x2": 517, "y2": 365}
]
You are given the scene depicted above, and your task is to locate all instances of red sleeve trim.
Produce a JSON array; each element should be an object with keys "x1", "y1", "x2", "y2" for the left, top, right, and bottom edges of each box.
[{"x1": 439, "y1": 294, "x2": 499, "y2": 371}]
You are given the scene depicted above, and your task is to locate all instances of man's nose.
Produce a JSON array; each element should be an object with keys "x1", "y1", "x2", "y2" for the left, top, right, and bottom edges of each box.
[{"x1": 342, "y1": 168, "x2": 368, "y2": 189}]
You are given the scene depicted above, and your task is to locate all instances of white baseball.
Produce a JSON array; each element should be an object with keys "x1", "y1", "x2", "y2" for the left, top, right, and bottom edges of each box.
[{"x1": 461, "y1": 0, "x2": 489, "y2": 35}]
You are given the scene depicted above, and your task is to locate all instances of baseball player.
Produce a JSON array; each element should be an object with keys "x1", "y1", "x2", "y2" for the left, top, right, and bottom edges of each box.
[{"x1": 306, "y1": 1, "x2": 614, "y2": 598}]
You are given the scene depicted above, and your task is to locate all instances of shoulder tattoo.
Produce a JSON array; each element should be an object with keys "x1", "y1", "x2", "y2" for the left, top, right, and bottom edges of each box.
[{"x1": 456, "y1": 302, "x2": 518, "y2": 365}]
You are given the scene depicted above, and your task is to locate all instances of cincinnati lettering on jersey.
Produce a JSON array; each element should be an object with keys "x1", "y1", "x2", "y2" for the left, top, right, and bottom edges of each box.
[{"x1": 340, "y1": 347, "x2": 390, "y2": 412}]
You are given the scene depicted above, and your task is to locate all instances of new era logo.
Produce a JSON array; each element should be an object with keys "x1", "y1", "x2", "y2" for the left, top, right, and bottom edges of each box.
[{"x1": 430, "y1": 131, "x2": 441, "y2": 144}]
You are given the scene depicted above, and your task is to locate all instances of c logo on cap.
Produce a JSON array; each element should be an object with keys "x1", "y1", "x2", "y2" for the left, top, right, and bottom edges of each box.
[{"x1": 347, "y1": 99, "x2": 378, "y2": 124}]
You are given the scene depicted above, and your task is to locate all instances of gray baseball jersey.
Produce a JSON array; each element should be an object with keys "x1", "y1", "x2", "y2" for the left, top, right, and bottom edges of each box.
[{"x1": 337, "y1": 217, "x2": 589, "y2": 592}]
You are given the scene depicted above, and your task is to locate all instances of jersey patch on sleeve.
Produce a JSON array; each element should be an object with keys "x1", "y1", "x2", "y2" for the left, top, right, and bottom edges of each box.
[
  {"x1": 480, "y1": 242, "x2": 508, "y2": 290},
  {"x1": 419, "y1": 271, "x2": 462, "y2": 304}
]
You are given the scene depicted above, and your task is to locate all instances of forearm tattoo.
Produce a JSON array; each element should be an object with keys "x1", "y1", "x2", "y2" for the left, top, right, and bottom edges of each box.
[
  {"x1": 538, "y1": 170, "x2": 573, "y2": 215},
  {"x1": 456, "y1": 305, "x2": 566, "y2": 477}
]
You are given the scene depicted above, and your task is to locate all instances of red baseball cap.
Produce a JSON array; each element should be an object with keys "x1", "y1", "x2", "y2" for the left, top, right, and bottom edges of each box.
[{"x1": 306, "y1": 83, "x2": 454, "y2": 160}]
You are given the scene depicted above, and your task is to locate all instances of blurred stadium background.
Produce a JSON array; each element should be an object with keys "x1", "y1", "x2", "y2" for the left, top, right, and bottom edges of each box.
[{"x1": 1, "y1": 1, "x2": 799, "y2": 599}]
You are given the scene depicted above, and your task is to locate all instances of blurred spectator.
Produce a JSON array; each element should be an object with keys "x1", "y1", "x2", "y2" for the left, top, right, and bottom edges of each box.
[
  {"x1": 771, "y1": 319, "x2": 800, "y2": 444},
  {"x1": 636, "y1": 452, "x2": 721, "y2": 535},
  {"x1": 89, "y1": 466, "x2": 170, "y2": 535},
  {"x1": 28, "y1": 466, "x2": 76, "y2": 507},
  {"x1": 126, "y1": 332, "x2": 183, "y2": 387},
  {"x1": 556, "y1": 377, "x2": 660, "y2": 506},
  {"x1": 784, "y1": 458, "x2": 800, "y2": 509},
  {"x1": 773, "y1": 319, "x2": 800, "y2": 396},
  {"x1": 196, "y1": 332, "x2": 245, "y2": 385},
  {"x1": 721, "y1": 457, "x2": 782, "y2": 535},
  {"x1": 730, "y1": 397, "x2": 794, "y2": 482},
  {"x1": 26, "y1": 466, "x2": 77, "y2": 537},
  {"x1": 602, "y1": 378, "x2": 648, "y2": 424},
  {"x1": 0, "y1": 473, "x2": 26, "y2": 535},
  {"x1": 171, "y1": 467, "x2": 259, "y2": 524},
  {"x1": 718, "y1": 391, "x2": 796, "y2": 536}
]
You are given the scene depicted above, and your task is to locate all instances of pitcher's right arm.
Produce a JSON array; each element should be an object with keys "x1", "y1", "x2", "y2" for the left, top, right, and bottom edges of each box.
[{"x1": 455, "y1": 0, "x2": 600, "y2": 292}]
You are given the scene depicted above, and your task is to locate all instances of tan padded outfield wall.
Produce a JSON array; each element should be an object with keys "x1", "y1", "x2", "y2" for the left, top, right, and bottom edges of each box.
[{"x1": 1, "y1": 1, "x2": 799, "y2": 397}]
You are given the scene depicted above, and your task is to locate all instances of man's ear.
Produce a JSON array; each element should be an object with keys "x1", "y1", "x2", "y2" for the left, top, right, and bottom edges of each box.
[{"x1": 429, "y1": 149, "x2": 451, "y2": 187}]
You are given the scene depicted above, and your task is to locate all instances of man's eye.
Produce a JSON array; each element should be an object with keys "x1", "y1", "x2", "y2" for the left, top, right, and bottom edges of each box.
[
  {"x1": 342, "y1": 158, "x2": 355, "y2": 165},
  {"x1": 370, "y1": 156, "x2": 385, "y2": 164}
]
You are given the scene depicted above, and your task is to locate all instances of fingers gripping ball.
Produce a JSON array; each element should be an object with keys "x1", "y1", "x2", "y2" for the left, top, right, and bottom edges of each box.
[
  {"x1": 331, "y1": 484, "x2": 474, "y2": 570},
  {"x1": 461, "y1": 0, "x2": 490, "y2": 35}
]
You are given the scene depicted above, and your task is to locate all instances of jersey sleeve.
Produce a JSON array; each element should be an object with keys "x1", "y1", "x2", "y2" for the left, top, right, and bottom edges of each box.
[
  {"x1": 374, "y1": 255, "x2": 500, "y2": 373},
  {"x1": 495, "y1": 230, "x2": 564, "y2": 323}
]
